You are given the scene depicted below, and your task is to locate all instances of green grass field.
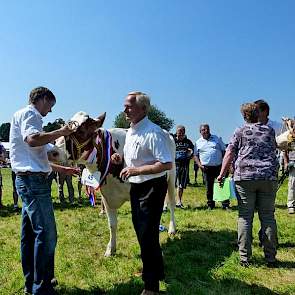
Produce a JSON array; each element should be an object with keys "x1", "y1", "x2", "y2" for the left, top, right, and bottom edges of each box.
[{"x1": 0, "y1": 165, "x2": 294, "y2": 295}]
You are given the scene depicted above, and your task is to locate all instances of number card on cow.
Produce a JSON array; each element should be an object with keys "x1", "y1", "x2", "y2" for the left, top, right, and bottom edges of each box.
[{"x1": 81, "y1": 168, "x2": 101, "y2": 189}]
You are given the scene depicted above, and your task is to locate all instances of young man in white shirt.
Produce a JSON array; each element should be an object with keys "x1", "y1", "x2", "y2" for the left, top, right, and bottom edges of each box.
[
  {"x1": 10, "y1": 87, "x2": 79, "y2": 295},
  {"x1": 112, "y1": 92, "x2": 173, "y2": 295}
]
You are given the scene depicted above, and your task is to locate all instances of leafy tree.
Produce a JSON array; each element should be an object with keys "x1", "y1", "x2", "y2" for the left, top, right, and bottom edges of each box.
[
  {"x1": 43, "y1": 118, "x2": 65, "y2": 132},
  {"x1": 113, "y1": 112, "x2": 131, "y2": 129},
  {"x1": 0, "y1": 123, "x2": 10, "y2": 141},
  {"x1": 113, "y1": 104, "x2": 174, "y2": 131}
]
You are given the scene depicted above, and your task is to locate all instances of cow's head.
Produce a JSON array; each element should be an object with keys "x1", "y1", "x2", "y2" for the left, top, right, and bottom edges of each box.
[
  {"x1": 70, "y1": 111, "x2": 106, "y2": 141},
  {"x1": 282, "y1": 117, "x2": 295, "y2": 137},
  {"x1": 54, "y1": 112, "x2": 106, "y2": 165}
]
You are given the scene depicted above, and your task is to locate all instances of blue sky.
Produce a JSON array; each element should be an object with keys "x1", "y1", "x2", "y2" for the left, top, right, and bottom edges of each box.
[{"x1": 0, "y1": 0, "x2": 294, "y2": 143}]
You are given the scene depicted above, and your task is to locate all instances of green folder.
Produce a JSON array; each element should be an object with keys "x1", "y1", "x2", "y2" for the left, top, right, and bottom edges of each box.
[{"x1": 213, "y1": 178, "x2": 236, "y2": 202}]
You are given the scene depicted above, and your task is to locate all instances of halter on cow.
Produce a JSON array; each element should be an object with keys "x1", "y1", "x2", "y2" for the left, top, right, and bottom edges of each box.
[{"x1": 55, "y1": 111, "x2": 176, "y2": 257}]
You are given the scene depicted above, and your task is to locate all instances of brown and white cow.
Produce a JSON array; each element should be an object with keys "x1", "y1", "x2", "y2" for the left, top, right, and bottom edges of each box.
[
  {"x1": 276, "y1": 117, "x2": 295, "y2": 150},
  {"x1": 55, "y1": 111, "x2": 176, "y2": 256}
]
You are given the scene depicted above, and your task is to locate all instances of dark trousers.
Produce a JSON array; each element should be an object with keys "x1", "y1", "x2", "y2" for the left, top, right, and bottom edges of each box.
[
  {"x1": 203, "y1": 165, "x2": 230, "y2": 208},
  {"x1": 130, "y1": 176, "x2": 167, "y2": 292}
]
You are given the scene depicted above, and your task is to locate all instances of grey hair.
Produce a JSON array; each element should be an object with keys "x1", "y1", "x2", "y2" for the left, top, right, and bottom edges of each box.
[{"x1": 128, "y1": 91, "x2": 151, "y2": 113}]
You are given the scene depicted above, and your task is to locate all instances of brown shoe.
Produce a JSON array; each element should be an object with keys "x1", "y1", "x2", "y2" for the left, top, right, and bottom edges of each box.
[{"x1": 140, "y1": 290, "x2": 159, "y2": 295}]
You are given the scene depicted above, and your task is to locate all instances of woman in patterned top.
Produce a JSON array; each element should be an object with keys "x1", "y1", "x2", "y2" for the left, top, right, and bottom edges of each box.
[{"x1": 217, "y1": 103, "x2": 279, "y2": 267}]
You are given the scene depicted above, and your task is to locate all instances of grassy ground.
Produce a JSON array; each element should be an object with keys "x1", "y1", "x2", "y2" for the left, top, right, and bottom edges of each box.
[{"x1": 0, "y1": 165, "x2": 294, "y2": 295}]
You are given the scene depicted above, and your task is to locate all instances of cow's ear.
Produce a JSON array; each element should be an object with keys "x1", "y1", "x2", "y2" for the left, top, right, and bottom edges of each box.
[{"x1": 96, "y1": 112, "x2": 106, "y2": 127}]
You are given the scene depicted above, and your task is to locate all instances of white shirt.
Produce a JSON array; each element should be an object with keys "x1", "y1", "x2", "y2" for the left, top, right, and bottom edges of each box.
[
  {"x1": 10, "y1": 105, "x2": 53, "y2": 173},
  {"x1": 194, "y1": 135, "x2": 225, "y2": 166},
  {"x1": 123, "y1": 116, "x2": 173, "y2": 183}
]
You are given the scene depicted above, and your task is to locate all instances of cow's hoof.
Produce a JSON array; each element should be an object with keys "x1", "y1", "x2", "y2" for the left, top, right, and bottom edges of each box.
[{"x1": 104, "y1": 249, "x2": 116, "y2": 257}]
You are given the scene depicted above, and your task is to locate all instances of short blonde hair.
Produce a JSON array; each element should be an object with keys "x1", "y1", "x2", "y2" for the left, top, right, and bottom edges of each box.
[
  {"x1": 240, "y1": 103, "x2": 258, "y2": 123},
  {"x1": 128, "y1": 91, "x2": 150, "y2": 113}
]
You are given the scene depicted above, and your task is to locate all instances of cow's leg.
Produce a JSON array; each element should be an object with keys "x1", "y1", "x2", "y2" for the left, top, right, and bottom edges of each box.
[
  {"x1": 167, "y1": 172, "x2": 176, "y2": 235},
  {"x1": 102, "y1": 198, "x2": 117, "y2": 257}
]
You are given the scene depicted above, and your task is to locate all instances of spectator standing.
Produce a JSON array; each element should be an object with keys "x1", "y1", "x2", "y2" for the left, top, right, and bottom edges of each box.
[
  {"x1": 283, "y1": 150, "x2": 295, "y2": 214},
  {"x1": 0, "y1": 142, "x2": 5, "y2": 208},
  {"x1": 217, "y1": 103, "x2": 278, "y2": 267},
  {"x1": 173, "y1": 125, "x2": 194, "y2": 208},
  {"x1": 112, "y1": 91, "x2": 173, "y2": 295},
  {"x1": 10, "y1": 87, "x2": 79, "y2": 295},
  {"x1": 57, "y1": 171, "x2": 75, "y2": 204},
  {"x1": 11, "y1": 171, "x2": 20, "y2": 211},
  {"x1": 193, "y1": 124, "x2": 229, "y2": 209},
  {"x1": 255, "y1": 99, "x2": 283, "y2": 135}
]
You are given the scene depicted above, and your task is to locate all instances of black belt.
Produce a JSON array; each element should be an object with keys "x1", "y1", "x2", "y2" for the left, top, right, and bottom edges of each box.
[{"x1": 16, "y1": 171, "x2": 48, "y2": 177}]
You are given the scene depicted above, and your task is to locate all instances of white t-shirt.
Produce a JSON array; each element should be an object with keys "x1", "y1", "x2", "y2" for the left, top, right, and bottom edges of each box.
[
  {"x1": 123, "y1": 116, "x2": 173, "y2": 183},
  {"x1": 10, "y1": 105, "x2": 53, "y2": 173}
]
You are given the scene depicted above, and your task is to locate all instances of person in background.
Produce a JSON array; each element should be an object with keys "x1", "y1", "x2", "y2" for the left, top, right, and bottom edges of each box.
[
  {"x1": 11, "y1": 171, "x2": 20, "y2": 211},
  {"x1": 283, "y1": 150, "x2": 295, "y2": 214},
  {"x1": 0, "y1": 142, "x2": 5, "y2": 208},
  {"x1": 217, "y1": 103, "x2": 278, "y2": 267},
  {"x1": 10, "y1": 86, "x2": 80, "y2": 295},
  {"x1": 111, "y1": 91, "x2": 173, "y2": 295},
  {"x1": 56, "y1": 171, "x2": 75, "y2": 204},
  {"x1": 173, "y1": 125, "x2": 194, "y2": 208},
  {"x1": 193, "y1": 162, "x2": 205, "y2": 186},
  {"x1": 254, "y1": 99, "x2": 283, "y2": 135},
  {"x1": 193, "y1": 124, "x2": 229, "y2": 209}
]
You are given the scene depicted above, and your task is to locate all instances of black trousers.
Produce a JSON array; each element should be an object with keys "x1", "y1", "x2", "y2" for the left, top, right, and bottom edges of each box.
[
  {"x1": 203, "y1": 165, "x2": 230, "y2": 208},
  {"x1": 130, "y1": 176, "x2": 167, "y2": 291}
]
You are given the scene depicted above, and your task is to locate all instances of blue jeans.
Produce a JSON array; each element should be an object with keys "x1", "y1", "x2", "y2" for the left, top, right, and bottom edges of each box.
[{"x1": 16, "y1": 174, "x2": 57, "y2": 295}]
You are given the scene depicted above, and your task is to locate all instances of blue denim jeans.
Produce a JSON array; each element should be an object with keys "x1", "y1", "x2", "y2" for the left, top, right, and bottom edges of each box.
[{"x1": 16, "y1": 174, "x2": 57, "y2": 295}]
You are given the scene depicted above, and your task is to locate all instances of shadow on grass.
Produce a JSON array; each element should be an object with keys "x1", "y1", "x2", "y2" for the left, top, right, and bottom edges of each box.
[
  {"x1": 57, "y1": 278, "x2": 143, "y2": 295},
  {"x1": 162, "y1": 229, "x2": 279, "y2": 295},
  {"x1": 274, "y1": 204, "x2": 288, "y2": 210},
  {"x1": 52, "y1": 200, "x2": 93, "y2": 211},
  {"x1": 186, "y1": 204, "x2": 239, "y2": 212},
  {"x1": 0, "y1": 200, "x2": 95, "y2": 218},
  {"x1": 0, "y1": 204, "x2": 21, "y2": 217},
  {"x1": 48, "y1": 229, "x2": 282, "y2": 295}
]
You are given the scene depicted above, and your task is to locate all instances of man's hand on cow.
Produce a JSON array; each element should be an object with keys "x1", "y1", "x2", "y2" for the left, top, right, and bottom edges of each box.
[
  {"x1": 111, "y1": 153, "x2": 123, "y2": 165},
  {"x1": 63, "y1": 166, "x2": 81, "y2": 176},
  {"x1": 120, "y1": 167, "x2": 139, "y2": 180},
  {"x1": 59, "y1": 124, "x2": 76, "y2": 136}
]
